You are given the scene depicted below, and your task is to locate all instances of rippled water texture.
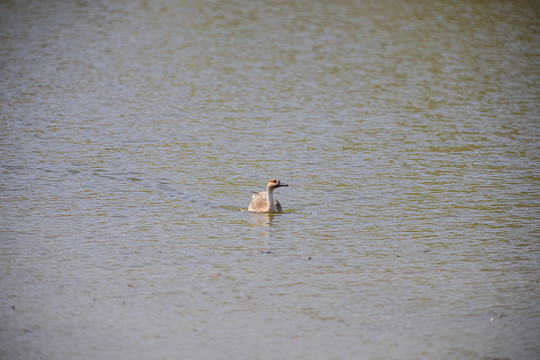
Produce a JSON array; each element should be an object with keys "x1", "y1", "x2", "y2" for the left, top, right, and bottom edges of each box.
[{"x1": 1, "y1": 0, "x2": 539, "y2": 359}]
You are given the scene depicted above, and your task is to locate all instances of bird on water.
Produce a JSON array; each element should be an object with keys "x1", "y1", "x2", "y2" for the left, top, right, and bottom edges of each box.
[{"x1": 248, "y1": 179, "x2": 289, "y2": 212}]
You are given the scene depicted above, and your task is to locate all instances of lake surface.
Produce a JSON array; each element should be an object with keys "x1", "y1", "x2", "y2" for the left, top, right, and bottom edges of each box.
[{"x1": 1, "y1": 0, "x2": 539, "y2": 359}]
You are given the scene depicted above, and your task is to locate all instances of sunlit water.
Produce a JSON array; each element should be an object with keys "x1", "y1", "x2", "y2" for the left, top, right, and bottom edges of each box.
[{"x1": 1, "y1": 0, "x2": 539, "y2": 359}]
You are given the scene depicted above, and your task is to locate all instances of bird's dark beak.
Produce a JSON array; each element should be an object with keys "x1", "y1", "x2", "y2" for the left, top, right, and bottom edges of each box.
[{"x1": 279, "y1": 182, "x2": 289, "y2": 187}]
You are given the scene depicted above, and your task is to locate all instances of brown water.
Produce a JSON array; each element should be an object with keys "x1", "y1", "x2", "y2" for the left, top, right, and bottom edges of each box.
[{"x1": 1, "y1": 0, "x2": 539, "y2": 359}]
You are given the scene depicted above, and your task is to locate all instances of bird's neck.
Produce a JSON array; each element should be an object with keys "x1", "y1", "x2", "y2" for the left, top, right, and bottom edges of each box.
[{"x1": 266, "y1": 188, "x2": 276, "y2": 212}]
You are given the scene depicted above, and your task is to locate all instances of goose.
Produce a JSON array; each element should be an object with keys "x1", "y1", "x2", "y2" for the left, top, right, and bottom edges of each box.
[{"x1": 248, "y1": 179, "x2": 288, "y2": 212}]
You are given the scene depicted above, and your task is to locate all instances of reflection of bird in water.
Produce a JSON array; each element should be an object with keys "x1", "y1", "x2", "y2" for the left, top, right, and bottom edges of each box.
[
  {"x1": 248, "y1": 179, "x2": 288, "y2": 212},
  {"x1": 249, "y1": 212, "x2": 276, "y2": 228}
]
